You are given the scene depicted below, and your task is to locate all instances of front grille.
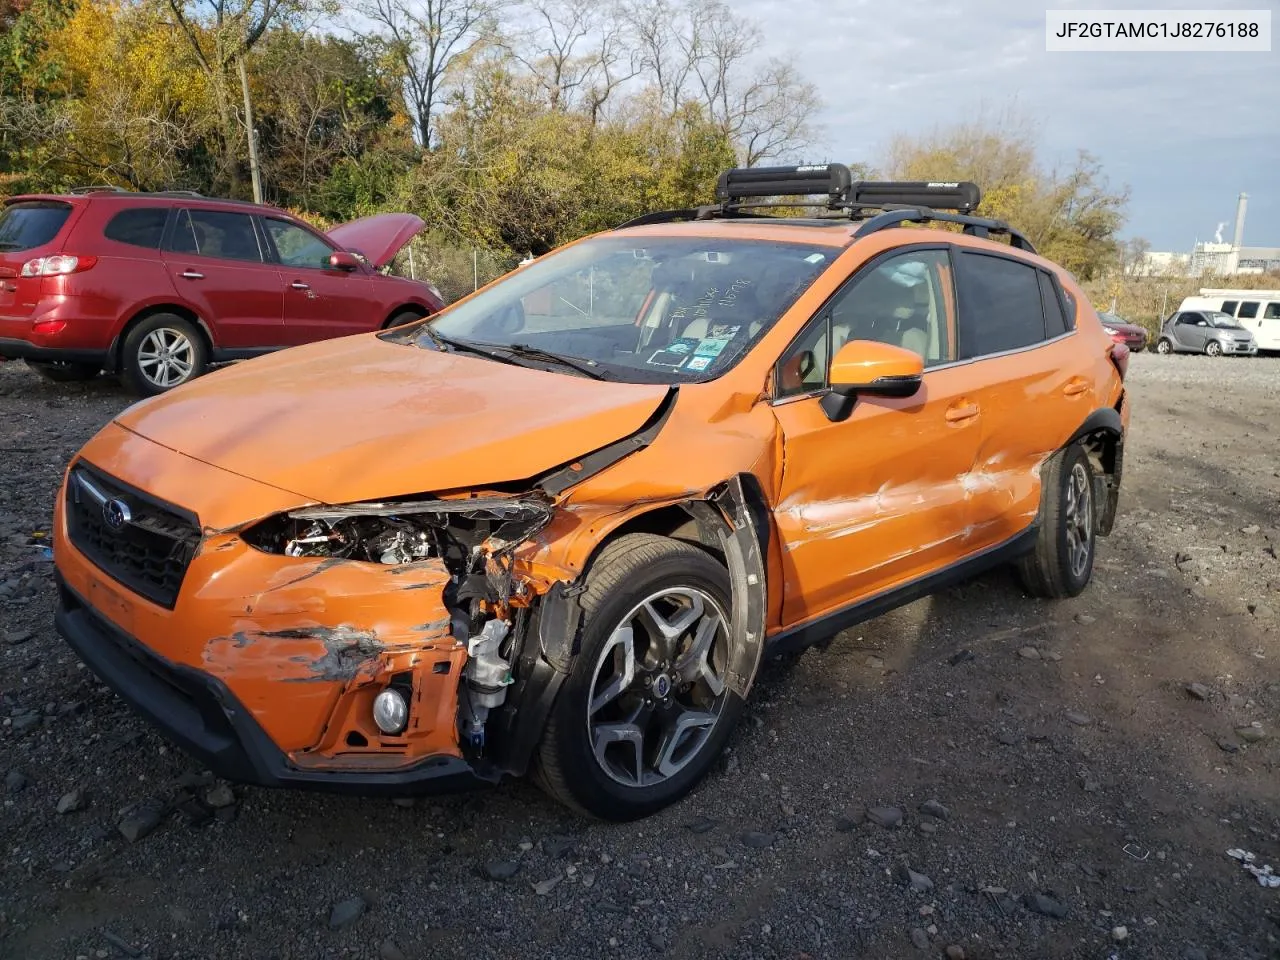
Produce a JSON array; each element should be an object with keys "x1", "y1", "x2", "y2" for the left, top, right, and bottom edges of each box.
[{"x1": 65, "y1": 462, "x2": 201, "y2": 609}]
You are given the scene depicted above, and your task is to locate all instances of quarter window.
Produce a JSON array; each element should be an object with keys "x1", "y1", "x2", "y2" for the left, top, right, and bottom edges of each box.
[
  {"x1": 168, "y1": 209, "x2": 263, "y2": 262},
  {"x1": 1237, "y1": 301, "x2": 1260, "y2": 319},
  {"x1": 1220, "y1": 301, "x2": 1238, "y2": 316},
  {"x1": 1038, "y1": 271, "x2": 1068, "y2": 338},
  {"x1": 263, "y1": 218, "x2": 336, "y2": 269},
  {"x1": 955, "y1": 252, "x2": 1047, "y2": 359},
  {"x1": 103, "y1": 208, "x2": 168, "y2": 249},
  {"x1": 776, "y1": 248, "x2": 954, "y2": 398}
]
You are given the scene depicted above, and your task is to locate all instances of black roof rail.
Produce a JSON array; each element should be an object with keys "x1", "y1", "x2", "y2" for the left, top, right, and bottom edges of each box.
[
  {"x1": 853, "y1": 208, "x2": 1037, "y2": 253},
  {"x1": 146, "y1": 190, "x2": 205, "y2": 198},
  {"x1": 70, "y1": 185, "x2": 130, "y2": 194}
]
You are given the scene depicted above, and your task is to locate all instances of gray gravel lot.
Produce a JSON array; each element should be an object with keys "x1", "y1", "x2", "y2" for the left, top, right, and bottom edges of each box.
[{"x1": 1, "y1": 352, "x2": 1278, "y2": 960}]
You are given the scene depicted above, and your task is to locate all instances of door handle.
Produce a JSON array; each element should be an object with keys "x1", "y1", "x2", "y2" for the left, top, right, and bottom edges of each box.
[
  {"x1": 291, "y1": 281, "x2": 310, "y2": 290},
  {"x1": 180, "y1": 270, "x2": 204, "y2": 280},
  {"x1": 1063, "y1": 378, "x2": 1089, "y2": 397},
  {"x1": 944, "y1": 402, "x2": 980, "y2": 423}
]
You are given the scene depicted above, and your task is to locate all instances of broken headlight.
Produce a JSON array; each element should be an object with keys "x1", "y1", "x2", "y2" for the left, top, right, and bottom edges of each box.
[{"x1": 241, "y1": 494, "x2": 555, "y2": 567}]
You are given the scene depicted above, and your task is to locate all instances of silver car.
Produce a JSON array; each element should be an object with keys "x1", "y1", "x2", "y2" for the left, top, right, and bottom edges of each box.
[{"x1": 1156, "y1": 310, "x2": 1258, "y2": 357}]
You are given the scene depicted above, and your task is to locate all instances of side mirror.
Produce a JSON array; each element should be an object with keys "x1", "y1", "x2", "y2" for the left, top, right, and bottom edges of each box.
[
  {"x1": 821, "y1": 340, "x2": 924, "y2": 422},
  {"x1": 329, "y1": 251, "x2": 360, "y2": 271}
]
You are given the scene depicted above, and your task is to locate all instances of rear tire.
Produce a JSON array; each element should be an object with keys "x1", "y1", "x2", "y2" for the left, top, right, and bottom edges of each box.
[
  {"x1": 534, "y1": 534, "x2": 746, "y2": 821},
  {"x1": 24, "y1": 359, "x2": 100, "y2": 383},
  {"x1": 1155, "y1": 338, "x2": 1173, "y2": 355},
  {"x1": 1017, "y1": 443, "x2": 1097, "y2": 599},
  {"x1": 120, "y1": 314, "x2": 208, "y2": 396}
]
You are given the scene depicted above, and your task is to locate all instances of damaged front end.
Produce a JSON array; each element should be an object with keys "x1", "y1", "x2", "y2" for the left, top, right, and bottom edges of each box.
[{"x1": 238, "y1": 493, "x2": 556, "y2": 772}]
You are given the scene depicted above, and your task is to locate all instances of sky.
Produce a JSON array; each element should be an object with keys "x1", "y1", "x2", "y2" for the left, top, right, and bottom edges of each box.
[{"x1": 736, "y1": 0, "x2": 1277, "y2": 251}]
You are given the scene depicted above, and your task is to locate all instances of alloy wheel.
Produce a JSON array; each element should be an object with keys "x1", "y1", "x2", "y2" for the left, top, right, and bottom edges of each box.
[
  {"x1": 1064, "y1": 461, "x2": 1093, "y2": 579},
  {"x1": 137, "y1": 327, "x2": 195, "y2": 388},
  {"x1": 586, "y1": 586, "x2": 729, "y2": 788},
  {"x1": 1206, "y1": 340, "x2": 1222, "y2": 357}
]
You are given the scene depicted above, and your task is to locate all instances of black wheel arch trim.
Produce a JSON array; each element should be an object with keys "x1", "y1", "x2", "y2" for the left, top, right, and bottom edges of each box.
[
  {"x1": 488, "y1": 471, "x2": 770, "y2": 778},
  {"x1": 1065, "y1": 404, "x2": 1125, "y2": 537}
]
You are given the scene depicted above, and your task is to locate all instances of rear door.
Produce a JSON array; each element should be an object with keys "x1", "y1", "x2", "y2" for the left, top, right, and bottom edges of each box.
[
  {"x1": 260, "y1": 216, "x2": 376, "y2": 345},
  {"x1": 949, "y1": 249, "x2": 1095, "y2": 553},
  {"x1": 161, "y1": 207, "x2": 284, "y2": 349},
  {"x1": 0, "y1": 200, "x2": 77, "y2": 321}
]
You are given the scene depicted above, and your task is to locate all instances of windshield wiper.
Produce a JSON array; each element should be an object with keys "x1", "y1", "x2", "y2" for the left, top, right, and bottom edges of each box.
[{"x1": 502, "y1": 343, "x2": 607, "y2": 380}]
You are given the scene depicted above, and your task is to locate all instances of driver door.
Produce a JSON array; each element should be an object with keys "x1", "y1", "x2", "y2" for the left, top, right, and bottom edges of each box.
[
  {"x1": 1175, "y1": 312, "x2": 1209, "y2": 349},
  {"x1": 769, "y1": 247, "x2": 983, "y2": 626}
]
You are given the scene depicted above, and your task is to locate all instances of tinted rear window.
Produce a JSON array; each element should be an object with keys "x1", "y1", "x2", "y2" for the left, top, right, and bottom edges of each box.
[
  {"x1": 0, "y1": 201, "x2": 73, "y2": 253},
  {"x1": 104, "y1": 207, "x2": 168, "y2": 249},
  {"x1": 955, "y1": 252, "x2": 1047, "y2": 359}
]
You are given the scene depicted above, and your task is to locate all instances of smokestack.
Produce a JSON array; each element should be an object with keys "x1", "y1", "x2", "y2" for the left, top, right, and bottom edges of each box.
[{"x1": 1232, "y1": 192, "x2": 1248, "y2": 250}]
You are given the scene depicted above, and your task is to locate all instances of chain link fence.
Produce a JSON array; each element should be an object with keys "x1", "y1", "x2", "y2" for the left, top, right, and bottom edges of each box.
[{"x1": 387, "y1": 236, "x2": 523, "y2": 306}]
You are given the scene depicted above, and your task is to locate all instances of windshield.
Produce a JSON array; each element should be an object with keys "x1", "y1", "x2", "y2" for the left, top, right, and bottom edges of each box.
[
  {"x1": 0, "y1": 201, "x2": 73, "y2": 253},
  {"x1": 1208, "y1": 311, "x2": 1242, "y2": 328},
  {"x1": 388, "y1": 235, "x2": 836, "y2": 383}
]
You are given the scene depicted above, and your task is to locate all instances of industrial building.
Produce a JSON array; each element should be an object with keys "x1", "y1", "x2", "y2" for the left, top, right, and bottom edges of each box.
[{"x1": 1138, "y1": 193, "x2": 1280, "y2": 278}]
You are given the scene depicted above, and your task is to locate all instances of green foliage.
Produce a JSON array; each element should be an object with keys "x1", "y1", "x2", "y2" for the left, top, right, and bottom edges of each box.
[{"x1": 885, "y1": 116, "x2": 1129, "y2": 282}]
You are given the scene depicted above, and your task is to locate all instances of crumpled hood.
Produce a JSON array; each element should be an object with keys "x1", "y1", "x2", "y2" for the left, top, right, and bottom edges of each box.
[
  {"x1": 113, "y1": 335, "x2": 669, "y2": 506},
  {"x1": 326, "y1": 213, "x2": 425, "y2": 269}
]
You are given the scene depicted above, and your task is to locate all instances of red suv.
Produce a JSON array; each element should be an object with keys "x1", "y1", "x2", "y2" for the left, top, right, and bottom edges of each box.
[{"x1": 0, "y1": 188, "x2": 444, "y2": 395}]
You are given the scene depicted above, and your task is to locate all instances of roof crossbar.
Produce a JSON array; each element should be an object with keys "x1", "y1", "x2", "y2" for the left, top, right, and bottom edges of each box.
[{"x1": 852, "y1": 208, "x2": 1037, "y2": 253}]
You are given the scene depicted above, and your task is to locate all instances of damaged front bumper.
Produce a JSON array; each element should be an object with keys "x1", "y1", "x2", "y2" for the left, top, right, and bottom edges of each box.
[{"x1": 55, "y1": 574, "x2": 492, "y2": 793}]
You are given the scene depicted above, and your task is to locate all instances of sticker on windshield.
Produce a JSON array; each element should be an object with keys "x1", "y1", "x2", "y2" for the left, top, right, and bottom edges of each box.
[
  {"x1": 646, "y1": 349, "x2": 689, "y2": 368},
  {"x1": 685, "y1": 356, "x2": 712, "y2": 372},
  {"x1": 665, "y1": 337, "x2": 700, "y2": 355},
  {"x1": 693, "y1": 336, "x2": 733, "y2": 359},
  {"x1": 707, "y1": 323, "x2": 740, "y2": 340}
]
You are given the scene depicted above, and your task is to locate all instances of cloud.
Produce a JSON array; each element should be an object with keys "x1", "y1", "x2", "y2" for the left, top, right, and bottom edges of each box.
[{"x1": 738, "y1": 0, "x2": 1275, "y2": 248}]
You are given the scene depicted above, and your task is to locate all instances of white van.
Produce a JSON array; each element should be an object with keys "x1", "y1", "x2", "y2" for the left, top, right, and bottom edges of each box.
[{"x1": 1178, "y1": 289, "x2": 1280, "y2": 351}]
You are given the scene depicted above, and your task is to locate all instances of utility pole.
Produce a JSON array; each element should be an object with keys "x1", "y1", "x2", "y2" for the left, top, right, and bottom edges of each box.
[{"x1": 237, "y1": 52, "x2": 263, "y2": 204}]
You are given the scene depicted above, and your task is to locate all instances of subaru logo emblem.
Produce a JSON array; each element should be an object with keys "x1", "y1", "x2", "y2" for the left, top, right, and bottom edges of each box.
[{"x1": 103, "y1": 498, "x2": 132, "y2": 531}]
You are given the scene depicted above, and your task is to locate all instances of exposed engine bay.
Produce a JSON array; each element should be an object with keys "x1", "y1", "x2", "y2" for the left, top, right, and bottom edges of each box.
[{"x1": 242, "y1": 494, "x2": 556, "y2": 753}]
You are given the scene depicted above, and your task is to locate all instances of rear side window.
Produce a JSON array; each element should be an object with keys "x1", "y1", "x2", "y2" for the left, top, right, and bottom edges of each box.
[
  {"x1": 1038, "y1": 271, "x2": 1067, "y2": 338},
  {"x1": 0, "y1": 201, "x2": 73, "y2": 253},
  {"x1": 168, "y1": 209, "x2": 263, "y2": 262},
  {"x1": 103, "y1": 208, "x2": 168, "y2": 249},
  {"x1": 1237, "y1": 301, "x2": 1260, "y2": 319},
  {"x1": 1220, "y1": 301, "x2": 1238, "y2": 315},
  {"x1": 955, "y1": 252, "x2": 1046, "y2": 359}
]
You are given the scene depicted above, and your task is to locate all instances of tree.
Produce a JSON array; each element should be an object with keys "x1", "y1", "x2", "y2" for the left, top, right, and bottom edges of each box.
[
  {"x1": 623, "y1": 0, "x2": 820, "y2": 164},
  {"x1": 359, "y1": 0, "x2": 501, "y2": 148},
  {"x1": 162, "y1": 0, "x2": 313, "y2": 193},
  {"x1": 885, "y1": 114, "x2": 1129, "y2": 281},
  {"x1": 507, "y1": 0, "x2": 637, "y2": 122}
]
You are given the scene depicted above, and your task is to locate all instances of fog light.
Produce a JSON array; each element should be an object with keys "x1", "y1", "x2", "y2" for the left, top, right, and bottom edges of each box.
[{"x1": 372, "y1": 688, "x2": 408, "y2": 735}]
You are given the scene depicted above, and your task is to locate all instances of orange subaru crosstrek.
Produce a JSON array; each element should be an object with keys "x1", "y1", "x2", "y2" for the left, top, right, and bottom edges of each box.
[{"x1": 53, "y1": 165, "x2": 1130, "y2": 820}]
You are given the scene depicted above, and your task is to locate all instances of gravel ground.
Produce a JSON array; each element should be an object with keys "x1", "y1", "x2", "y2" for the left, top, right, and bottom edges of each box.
[{"x1": 1, "y1": 352, "x2": 1278, "y2": 960}]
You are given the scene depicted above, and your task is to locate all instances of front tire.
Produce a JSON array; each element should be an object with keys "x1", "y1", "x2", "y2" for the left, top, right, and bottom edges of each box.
[
  {"x1": 24, "y1": 359, "x2": 100, "y2": 383},
  {"x1": 382, "y1": 309, "x2": 426, "y2": 330},
  {"x1": 534, "y1": 534, "x2": 745, "y2": 820},
  {"x1": 120, "y1": 314, "x2": 208, "y2": 396},
  {"x1": 1156, "y1": 338, "x2": 1173, "y2": 355},
  {"x1": 1017, "y1": 443, "x2": 1097, "y2": 599},
  {"x1": 1205, "y1": 340, "x2": 1222, "y2": 357}
]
